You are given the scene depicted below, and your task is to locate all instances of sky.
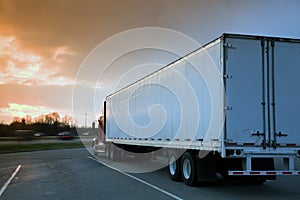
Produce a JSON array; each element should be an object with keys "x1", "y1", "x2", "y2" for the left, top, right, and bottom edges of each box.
[{"x1": 0, "y1": 0, "x2": 300, "y2": 126}]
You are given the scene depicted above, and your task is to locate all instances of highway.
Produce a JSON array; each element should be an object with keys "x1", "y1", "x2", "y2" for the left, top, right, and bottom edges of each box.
[
  {"x1": 1, "y1": 148, "x2": 300, "y2": 200},
  {"x1": 0, "y1": 136, "x2": 92, "y2": 145}
]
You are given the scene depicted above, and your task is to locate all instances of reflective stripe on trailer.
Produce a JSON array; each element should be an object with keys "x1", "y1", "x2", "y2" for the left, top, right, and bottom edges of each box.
[
  {"x1": 228, "y1": 171, "x2": 300, "y2": 175},
  {"x1": 225, "y1": 142, "x2": 300, "y2": 147}
]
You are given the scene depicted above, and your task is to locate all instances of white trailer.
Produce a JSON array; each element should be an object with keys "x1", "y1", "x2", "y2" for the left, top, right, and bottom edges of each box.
[{"x1": 95, "y1": 33, "x2": 300, "y2": 186}]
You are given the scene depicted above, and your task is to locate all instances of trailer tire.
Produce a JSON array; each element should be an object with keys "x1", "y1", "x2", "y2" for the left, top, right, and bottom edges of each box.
[
  {"x1": 168, "y1": 153, "x2": 182, "y2": 181},
  {"x1": 181, "y1": 152, "x2": 198, "y2": 186}
]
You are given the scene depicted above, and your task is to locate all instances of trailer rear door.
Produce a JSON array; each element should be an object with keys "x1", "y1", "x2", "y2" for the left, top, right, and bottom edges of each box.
[
  {"x1": 273, "y1": 40, "x2": 300, "y2": 146},
  {"x1": 224, "y1": 36, "x2": 265, "y2": 146},
  {"x1": 225, "y1": 35, "x2": 300, "y2": 148}
]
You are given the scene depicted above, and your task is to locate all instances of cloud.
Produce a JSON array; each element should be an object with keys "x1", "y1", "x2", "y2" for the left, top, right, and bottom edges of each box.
[
  {"x1": 0, "y1": 34, "x2": 75, "y2": 86},
  {"x1": 52, "y1": 46, "x2": 75, "y2": 60},
  {"x1": 0, "y1": 83, "x2": 74, "y2": 110},
  {"x1": 1, "y1": 0, "x2": 300, "y2": 126},
  {"x1": 0, "y1": 103, "x2": 49, "y2": 118}
]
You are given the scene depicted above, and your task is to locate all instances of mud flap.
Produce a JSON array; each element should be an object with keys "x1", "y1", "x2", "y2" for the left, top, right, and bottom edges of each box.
[{"x1": 195, "y1": 151, "x2": 217, "y2": 183}]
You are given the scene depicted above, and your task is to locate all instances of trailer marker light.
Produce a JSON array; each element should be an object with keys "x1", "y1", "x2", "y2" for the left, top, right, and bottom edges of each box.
[
  {"x1": 286, "y1": 144, "x2": 296, "y2": 147},
  {"x1": 243, "y1": 143, "x2": 254, "y2": 146},
  {"x1": 226, "y1": 143, "x2": 237, "y2": 146},
  {"x1": 233, "y1": 172, "x2": 244, "y2": 175},
  {"x1": 250, "y1": 172, "x2": 260, "y2": 175},
  {"x1": 282, "y1": 172, "x2": 292, "y2": 175}
]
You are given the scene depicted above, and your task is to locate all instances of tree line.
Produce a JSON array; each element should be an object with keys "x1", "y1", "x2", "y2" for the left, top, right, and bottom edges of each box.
[{"x1": 0, "y1": 112, "x2": 77, "y2": 137}]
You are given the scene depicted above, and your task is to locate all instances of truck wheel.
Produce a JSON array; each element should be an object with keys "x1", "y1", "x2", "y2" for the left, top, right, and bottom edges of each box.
[
  {"x1": 181, "y1": 152, "x2": 197, "y2": 186},
  {"x1": 168, "y1": 153, "x2": 182, "y2": 181}
]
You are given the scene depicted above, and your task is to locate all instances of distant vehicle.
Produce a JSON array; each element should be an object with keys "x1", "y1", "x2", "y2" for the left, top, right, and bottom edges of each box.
[
  {"x1": 93, "y1": 33, "x2": 300, "y2": 186},
  {"x1": 33, "y1": 132, "x2": 46, "y2": 137},
  {"x1": 58, "y1": 131, "x2": 74, "y2": 140},
  {"x1": 81, "y1": 132, "x2": 90, "y2": 136},
  {"x1": 14, "y1": 130, "x2": 34, "y2": 140}
]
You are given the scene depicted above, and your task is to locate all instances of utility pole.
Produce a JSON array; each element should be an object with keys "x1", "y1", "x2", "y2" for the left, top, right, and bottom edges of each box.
[{"x1": 84, "y1": 113, "x2": 87, "y2": 128}]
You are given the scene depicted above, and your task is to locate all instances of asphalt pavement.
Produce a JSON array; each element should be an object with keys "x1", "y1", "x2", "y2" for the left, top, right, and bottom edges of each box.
[{"x1": 1, "y1": 148, "x2": 300, "y2": 200}]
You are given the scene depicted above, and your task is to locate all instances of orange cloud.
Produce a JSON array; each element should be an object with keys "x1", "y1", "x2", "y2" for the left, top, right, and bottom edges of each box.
[
  {"x1": 0, "y1": 103, "x2": 49, "y2": 119},
  {"x1": 52, "y1": 46, "x2": 74, "y2": 61},
  {"x1": 0, "y1": 34, "x2": 74, "y2": 86}
]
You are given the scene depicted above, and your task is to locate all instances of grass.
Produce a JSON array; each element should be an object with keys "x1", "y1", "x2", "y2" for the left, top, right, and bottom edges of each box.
[{"x1": 0, "y1": 141, "x2": 85, "y2": 154}]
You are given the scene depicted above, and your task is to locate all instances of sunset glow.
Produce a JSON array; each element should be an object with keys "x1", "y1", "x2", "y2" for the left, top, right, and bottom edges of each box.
[
  {"x1": 0, "y1": 33, "x2": 75, "y2": 123},
  {"x1": 0, "y1": 0, "x2": 299, "y2": 126},
  {"x1": 0, "y1": 34, "x2": 75, "y2": 86},
  {"x1": 0, "y1": 103, "x2": 49, "y2": 119},
  {"x1": 53, "y1": 46, "x2": 74, "y2": 61}
]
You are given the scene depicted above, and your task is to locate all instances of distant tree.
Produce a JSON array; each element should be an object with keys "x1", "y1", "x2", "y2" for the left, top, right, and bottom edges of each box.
[
  {"x1": 25, "y1": 115, "x2": 32, "y2": 124},
  {"x1": 10, "y1": 118, "x2": 26, "y2": 130},
  {"x1": 61, "y1": 115, "x2": 75, "y2": 127},
  {"x1": 44, "y1": 112, "x2": 60, "y2": 125},
  {"x1": 0, "y1": 112, "x2": 77, "y2": 137},
  {"x1": 34, "y1": 114, "x2": 45, "y2": 123},
  {"x1": 0, "y1": 123, "x2": 10, "y2": 137},
  {"x1": 51, "y1": 112, "x2": 60, "y2": 123},
  {"x1": 12, "y1": 117, "x2": 23, "y2": 122}
]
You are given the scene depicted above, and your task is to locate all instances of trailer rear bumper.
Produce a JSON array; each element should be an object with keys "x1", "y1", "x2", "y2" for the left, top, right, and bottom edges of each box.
[
  {"x1": 225, "y1": 148, "x2": 300, "y2": 176},
  {"x1": 228, "y1": 170, "x2": 300, "y2": 176}
]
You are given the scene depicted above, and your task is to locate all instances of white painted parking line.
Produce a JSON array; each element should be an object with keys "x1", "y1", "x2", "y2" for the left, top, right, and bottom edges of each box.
[
  {"x1": 87, "y1": 156, "x2": 183, "y2": 200},
  {"x1": 0, "y1": 165, "x2": 22, "y2": 197}
]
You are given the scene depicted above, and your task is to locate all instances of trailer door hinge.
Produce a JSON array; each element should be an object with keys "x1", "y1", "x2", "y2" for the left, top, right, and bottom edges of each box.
[
  {"x1": 223, "y1": 43, "x2": 236, "y2": 49},
  {"x1": 223, "y1": 74, "x2": 232, "y2": 79},
  {"x1": 276, "y1": 132, "x2": 288, "y2": 137},
  {"x1": 225, "y1": 106, "x2": 233, "y2": 111}
]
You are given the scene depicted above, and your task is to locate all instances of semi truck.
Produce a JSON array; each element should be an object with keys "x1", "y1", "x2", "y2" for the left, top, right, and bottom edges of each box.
[{"x1": 93, "y1": 33, "x2": 300, "y2": 186}]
